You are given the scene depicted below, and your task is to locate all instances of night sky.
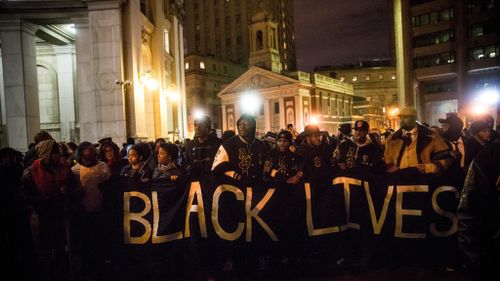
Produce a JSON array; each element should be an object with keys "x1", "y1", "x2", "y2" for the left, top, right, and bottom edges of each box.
[{"x1": 294, "y1": 0, "x2": 391, "y2": 71}]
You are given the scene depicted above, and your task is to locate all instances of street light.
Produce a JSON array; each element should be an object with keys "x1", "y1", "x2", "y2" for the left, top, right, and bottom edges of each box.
[
  {"x1": 310, "y1": 116, "x2": 318, "y2": 125},
  {"x1": 240, "y1": 92, "x2": 260, "y2": 115}
]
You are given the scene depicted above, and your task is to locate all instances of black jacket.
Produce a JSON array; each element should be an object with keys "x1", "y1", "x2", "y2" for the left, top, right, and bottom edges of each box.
[
  {"x1": 296, "y1": 141, "x2": 334, "y2": 180},
  {"x1": 184, "y1": 135, "x2": 222, "y2": 178},
  {"x1": 263, "y1": 148, "x2": 303, "y2": 185},
  {"x1": 464, "y1": 136, "x2": 486, "y2": 169},
  {"x1": 332, "y1": 138, "x2": 386, "y2": 173},
  {"x1": 458, "y1": 139, "x2": 500, "y2": 275},
  {"x1": 212, "y1": 135, "x2": 268, "y2": 186}
]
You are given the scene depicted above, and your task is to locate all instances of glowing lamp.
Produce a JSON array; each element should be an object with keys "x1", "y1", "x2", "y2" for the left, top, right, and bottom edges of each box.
[
  {"x1": 240, "y1": 92, "x2": 260, "y2": 114},
  {"x1": 310, "y1": 116, "x2": 319, "y2": 125}
]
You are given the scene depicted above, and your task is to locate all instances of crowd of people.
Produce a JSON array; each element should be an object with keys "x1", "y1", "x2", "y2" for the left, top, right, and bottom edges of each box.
[{"x1": 2, "y1": 106, "x2": 499, "y2": 281}]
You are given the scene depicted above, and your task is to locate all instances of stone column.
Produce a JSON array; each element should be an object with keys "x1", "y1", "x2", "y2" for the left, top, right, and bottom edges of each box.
[
  {"x1": 295, "y1": 94, "x2": 304, "y2": 132},
  {"x1": 75, "y1": 0, "x2": 127, "y2": 144},
  {"x1": 54, "y1": 45, "x2": 76, "y2": 142},
  {"x1": 221, "y1": 104, "x2": 227, "y2": 131},
  {"x1": 278, "y1": 97, "x2": 285, "y2": 129},
  {"x1": 0, "y1": 19, "x2": 40, "y2": 151},
  {"x1": 263, "y1": 99, "x2": 271, "y2": 132}
]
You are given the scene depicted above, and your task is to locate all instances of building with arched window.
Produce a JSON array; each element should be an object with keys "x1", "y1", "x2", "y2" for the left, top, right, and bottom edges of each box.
[{"x1": 0, "y1": 0, "x2": 187, "y2": 151}]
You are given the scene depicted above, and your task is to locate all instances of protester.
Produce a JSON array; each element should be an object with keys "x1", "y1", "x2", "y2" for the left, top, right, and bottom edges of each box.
[
  {"x1": 23, "y1": 131, "x2": 53, "y2": 167},
  {"x1": 296, "y1": 124, "x2": 334, "y2": 180},
  {"x1": 21, "y1": 139, "x2": 74, "y2": 281},
  {"x1": 439, "y1": 113, "x2": 466, "y2": 177},
  {"x1": 337, "y1": 123, "x2": 352, "y2": 143},
  {"x1": 184, "y1": 114, "x2": 222, "y2": 179},
  {"x1": 385, "y1": 107, "x2": 451, "y2": 174},
  {"x1": 332, "y1": 120, "x2": 385, "y2": 173},
  {"x1": 458, "y1": 138, "x2": 500, "y2": 280},
  {"x1": 464, "y1": 120, "x2": 491, "y2": 168},
  {"x1": 98, "y1": 140, "x2": 128, "y2": 177},
  {"x1": 152, "y1": 142, "x2": 186, "y2": 183},
  {"x1": 71, "y1": 142, "x2": 111, "y2": 281},
  {"x1": 263, "y1": 130, "x2": 303, "y2": 185},
  {"x1": 212, "y1": 114, "x2": 268, "y2": 187},
  {"x1": 286, "y1": 123, "x2": 299, "y2": 140},
  {"x1": 120, "y1": 143, "x2": 153, "y2": 183}
]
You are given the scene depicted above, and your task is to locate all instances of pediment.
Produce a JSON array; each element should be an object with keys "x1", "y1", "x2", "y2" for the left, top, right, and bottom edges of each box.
[{"x1": 218, "y1": 66, "x2": 299, "y2": 96}]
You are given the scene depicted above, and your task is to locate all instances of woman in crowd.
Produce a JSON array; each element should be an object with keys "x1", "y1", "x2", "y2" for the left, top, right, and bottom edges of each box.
[
  {"x1": 99, "y1": 140, "x2": 128, "y2": 177},
  {"x1": 120, "y1": 142, "x2": 153, "y2": 183},
  {"x1": 152, "y1": 142, "x2": 186, "y2": 183}
]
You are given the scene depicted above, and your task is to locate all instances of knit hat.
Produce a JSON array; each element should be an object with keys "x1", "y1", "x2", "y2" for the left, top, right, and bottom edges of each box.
[{"x1": 470, "y1": 120, "x2": 490, "y2": 135}]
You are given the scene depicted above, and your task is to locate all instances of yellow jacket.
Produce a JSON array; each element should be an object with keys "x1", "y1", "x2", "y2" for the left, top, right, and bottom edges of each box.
[{"x1": 385, "y1": 124, "x2": 452, "y2": 174}]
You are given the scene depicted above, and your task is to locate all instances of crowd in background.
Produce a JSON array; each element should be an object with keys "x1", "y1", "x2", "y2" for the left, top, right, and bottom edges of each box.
[{"x1": 1, "y1": 107, "x2": 499, "y2": 281}]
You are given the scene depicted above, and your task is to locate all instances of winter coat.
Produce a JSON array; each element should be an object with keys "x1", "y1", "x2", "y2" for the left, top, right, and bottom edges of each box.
[
  {"x1": 458, "y1": 139, "x2": 500, "y2": 276},
  {"x1": 384, "y1": 124, "x2": 451, "y2": 174},
  {"x1": 332, "y1": 137, "x2": 386, "y2": 173},
  {"x1": 71, "y1": 161, "x2": 111, "y2": 212}
]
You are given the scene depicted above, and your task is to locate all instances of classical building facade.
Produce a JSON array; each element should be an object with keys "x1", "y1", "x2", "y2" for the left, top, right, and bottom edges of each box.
[
  {"x1": 0, "y1": 0, "x2": 187, "y2": 151},
  {"x1": 392, "y1": 0, "x2": 500, "y2": 125},
  {"x1": 315, "y1": 59, "x2": 400, "y2": 130},
  {"x1": 218, "y1": 66, "x2": 355, "y2": 135},
  {"x1": 183, "y1": 0, "x2": 296, "y2": 136}
]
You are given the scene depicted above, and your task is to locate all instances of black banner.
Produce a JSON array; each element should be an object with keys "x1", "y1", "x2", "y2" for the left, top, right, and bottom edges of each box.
[{"x1": 117, "y1": 169, "x2": 459, "y2": 246}]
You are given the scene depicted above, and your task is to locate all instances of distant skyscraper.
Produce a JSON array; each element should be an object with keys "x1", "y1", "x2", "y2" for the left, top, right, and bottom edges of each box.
[{"x1": 184, "y1": 0, "x2": 296, "y2": 71}]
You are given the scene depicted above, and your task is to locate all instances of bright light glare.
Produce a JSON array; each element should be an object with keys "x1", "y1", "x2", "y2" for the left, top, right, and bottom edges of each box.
[
  {"x1": 240, "y1": 93, "x2": 260, "y2": 114},
  {"x1": 389, "y1": 108, "x2": 400, "y2": 116},
  {"x1": 194, "y1": 109, "x2": 204, "y2": 120},
  {"x1": 146, "y1": 78, "x2": 158, "y2": 90},
  {"x1": 475, "y1": 88, "x2": 499, "y2": 106},
  {"x1": 471, "y1": 104, "x2": 487, "y2": 115},
  {"x1": 168, "y1": 90, "x2": 179, "y2": 101},
  {"x1": 310, "y1": 116, "x2": 318, "y2": 125}
]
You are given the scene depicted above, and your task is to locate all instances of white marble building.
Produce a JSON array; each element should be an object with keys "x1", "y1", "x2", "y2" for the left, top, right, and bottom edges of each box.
[{"x1": 0, "y1": 0, "x2": 187, "y2": 151}]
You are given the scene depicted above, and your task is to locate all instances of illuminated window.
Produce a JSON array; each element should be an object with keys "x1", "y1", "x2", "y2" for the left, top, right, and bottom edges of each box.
[
  {"x1": 365, "y1": 75, "x2": 371, "y2": 81},
  {"x1": 379, "y1": 74, "x2": 384, "y2": 80},
  {"x1": 391, "y1": 74, "x2": 396, "y2": 80},
  {"x1": 164, "y1": 29, "x2": 170, "y2": 53},
  {"x1": 185, "y1": 62, "x2": 189, "y2": 70},
  {"x1": 340, "y1": 76, "x2": 345, "y2": 82},
  {"x1": 200, "y1": 61, "x2": 205, "y2": 69},
  {"x1": 352, "y1": 75, "x2": 358, "y2": 82}
]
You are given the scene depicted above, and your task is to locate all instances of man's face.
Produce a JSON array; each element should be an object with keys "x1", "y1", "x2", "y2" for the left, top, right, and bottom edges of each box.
[
  {"x1": 277, "y1": 138, "x2": 290, "y2": 152},
  {"x1": 306, "y1": 133, "x2": 321, "y2": 147},
  {"x1": 128, "y1": 149, "x2": 140, "y2": 166},
  {"x1": 400, "y1": 115, "x2": 417, "y2": 131},
  {"x1": 477, "y1": 129, "x2": 491, "y2": 143},
  {"x1": 238, "y1": 119, "x2": 254, "y2": 139},
  {"x1": 354, "y1": 129, "x2": 368, "y2": 143},
  {"x1": 194, "y1": 120, "x2": 209, "y2": 138},
  {"x1": 82, "y1": 147, "x2": 97, "y2": 166}
]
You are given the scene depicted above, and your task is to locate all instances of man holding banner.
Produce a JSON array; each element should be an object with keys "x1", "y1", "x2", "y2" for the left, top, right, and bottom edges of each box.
[{"x1": 385, "y1": 107, "x2": 452, "y2": 174}]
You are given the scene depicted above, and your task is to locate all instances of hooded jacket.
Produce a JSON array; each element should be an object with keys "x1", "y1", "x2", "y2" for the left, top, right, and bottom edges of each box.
[{"x1": 28, "y1": 140, "x2": 70, "y2": 197}]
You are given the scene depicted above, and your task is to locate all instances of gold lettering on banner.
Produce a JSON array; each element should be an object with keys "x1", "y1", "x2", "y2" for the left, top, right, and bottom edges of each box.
[
  {"x1": 184, "y1": 182, "x2": 207, "y2": 238},
  {"x1": 305, "y1": 183, "x2": 340, "y2": 236},
  {"x1": 152, "y1": 191, "x2": 183, "y2": 243},
  {"x1": 364, "y1": 182, "x2": 394, "y2": 234},
  {"x1": 430, "y1": 186, "x2": 459, "y2": 237},
  {"x1": 124, "y1": 192, "x2": 152, "y2": 244},
  {"x1": 332, "y1": 177, "x2": 361, "y2": 231},
  {"x1": 245, "y1": 188, "x2": 278, "y2": 242},
  {"x1": 211, "y1": 185, "x2": 245, "y2": 241},
  {"x1": 395, "y1": 185, "x2": 428, "y2": 239}
]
